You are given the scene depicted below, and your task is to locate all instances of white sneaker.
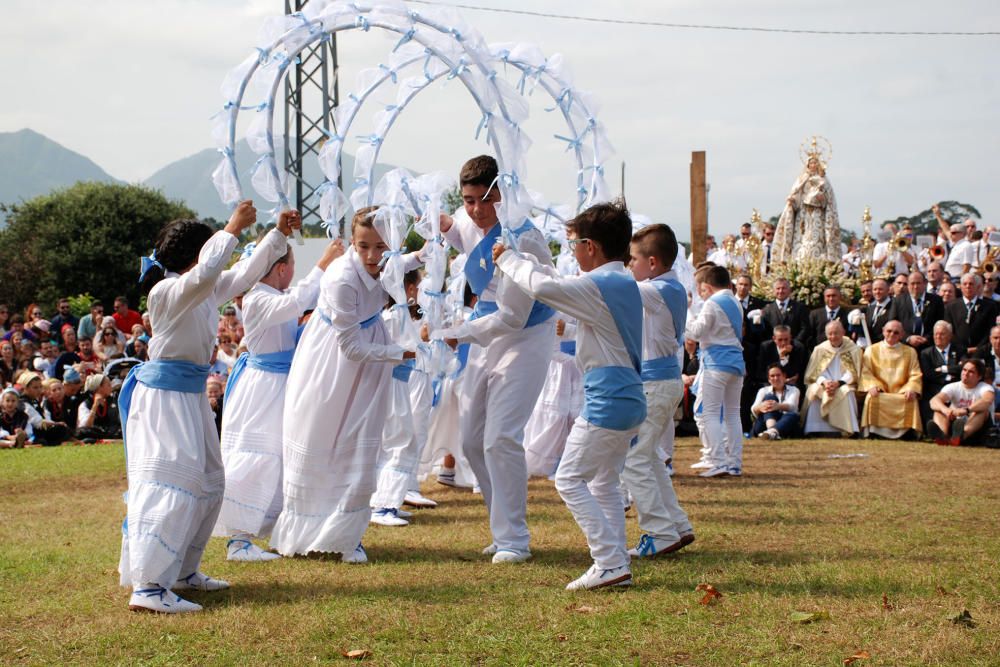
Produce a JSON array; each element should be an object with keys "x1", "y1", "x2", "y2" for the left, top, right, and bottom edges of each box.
[
  {"x1": 227, "y1": 538, "x2": 280, "y2": 562},
  {"x1": 370, "y1": 507, "x2": 409, "y2": 527},
  {"x1": 492, "y1": 549, "x2": 532, "y2": 564},
  {"x1": 727, "y1": 467, "x2": 743, "y2": 477},
  {"x1": 342, "y1": 544, "x2": 368, "y2": 564},
  {"x1": 481, "y1": 543, "x2": 498, "y2": 556},
  {"x1": 129, "y1": 587, "x2": 202, "y2": 614},
  {"x1": 173, "y1": 571, "x2": 230, "y2": 592},
  {"x1": 403, "y1": 491, "x2": 438, "y2": 508},
  {"x1": 627, "y1": 534, "x2": 685, "y2": 559},
  {"x1": 699, "y1": 466, "x2": 731, "y2": 478},
  {"x1": 690, "y1": 460, "x2": 713, "y2": 470},
  {"x1": 436, "y1": 469, "x2": 459, "y2": 487},
  {"x1": 565, "y1": 564, "x2": 632, "y2": 591}
]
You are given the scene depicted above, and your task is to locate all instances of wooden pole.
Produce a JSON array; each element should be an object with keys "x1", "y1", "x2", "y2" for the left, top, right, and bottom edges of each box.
[{"x1": 690, "y1": 151, "x2": 707, "y2": 264}]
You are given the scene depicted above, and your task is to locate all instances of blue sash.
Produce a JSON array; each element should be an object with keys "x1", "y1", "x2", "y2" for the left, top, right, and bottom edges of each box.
[
  {"x1": 118, "y1": 359, "x2": 211, "y2": 455},
  {"x1": 559, "y1": 340, "x2": 577, "y2": 356},
  {"x1": 223, "y1": 349, "x2": 294, "y2": 404},
  {"x1": 464, "y1": 222, "x2": 502, "y2": 296},
  {"x1": 702, "y1": 291, "x2": 745, "y2": 375},
  {"x1": 317, "y1": 308, "x2": 380, "y2": 329},
  {"x1": 392, "y1": 358, "x2": 416, "y2": 383},
  {"x1": 472, "y1": 299, "x2": 554, "y2": 329},
  {"x1": 581, "y1": 271, "x2": 646, "y2": 431},
  {"x1": 642, "y1": 276, "x2": 687, "y2": 381},
  {"x1": 641, "y1": 355, "x2": 680, "y2": 382}
]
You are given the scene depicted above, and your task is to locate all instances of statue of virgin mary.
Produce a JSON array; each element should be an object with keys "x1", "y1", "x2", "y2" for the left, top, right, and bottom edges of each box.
[{"x1": 772, "y1": 137, "x2": 841, "y2": 264}]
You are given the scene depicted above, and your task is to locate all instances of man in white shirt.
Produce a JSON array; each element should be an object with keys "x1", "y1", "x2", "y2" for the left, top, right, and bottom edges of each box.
[
  {"x1": 928, "y1": 358, "x2": 994, "y2": 446},
  {"x1": 944, "y1": 224, "x2": 975, "y2": 279}
]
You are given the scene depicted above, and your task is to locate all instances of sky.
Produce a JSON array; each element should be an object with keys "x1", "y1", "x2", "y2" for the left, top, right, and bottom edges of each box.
[{"x1": 2, "y1": 0, "x2": 998, "y2": 240}]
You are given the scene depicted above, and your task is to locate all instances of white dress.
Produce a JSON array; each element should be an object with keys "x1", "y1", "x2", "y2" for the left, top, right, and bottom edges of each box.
[
  {"x1": 213, "y1": 268, "x2": 323, "y2": 539},
  {"x1": 119, "y1": 228, "x2": 287, "y2": 588},
  {"x1": 523, "y1": 325, "x2": 583, "y2": 478},
  {"x1": 271, "y1": 248, "x2": 419, "y2": 556}
]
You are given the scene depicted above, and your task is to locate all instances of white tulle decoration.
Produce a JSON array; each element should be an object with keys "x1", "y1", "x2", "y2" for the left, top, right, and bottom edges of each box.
[
  {"x1": 212, "y1": 155, "x2": 242, "y2": 209},
  {"x1": 250, "y1": 157, "x2": 285, "y2": 203}
]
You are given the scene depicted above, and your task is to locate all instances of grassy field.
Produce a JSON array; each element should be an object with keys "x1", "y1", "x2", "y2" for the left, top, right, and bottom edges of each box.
[{"x1": 1, "y1": 437, "x2": 999, "y2": 666}]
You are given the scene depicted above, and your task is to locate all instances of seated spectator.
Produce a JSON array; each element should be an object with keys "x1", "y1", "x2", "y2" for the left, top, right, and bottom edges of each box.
[
  {"x1": 61, "y1": 368, "x2": 85, "y2": 427},
  {"x1": 860, "y1": 320, "x2": 923, "y2": 439},
  {"x1": 129, "y1": 334, "x2": 150, "y2": 361},
  {"x1": 755, "y1": 325, "x2": 807, "y2": 390},
  {"x1": 41, "y1": 378, "x2": 74, "y2": 432},
  {"x1": 678, "y1": 338, "x2": 699, "y2": 437},
  {"x1": 76, "y1": 301, "x2": 104, "y2": 341},
  {"x1": 0, "y1": 340, "x2": 17, "y2": 386},
  {"x1": 24, "y1": 304, "x2": 44, "y2": 330},
  {"x1": 211, "y1": 335, "x2": 237, "y2": 377},
  {"x1": 17, "y1": 371, "x2": 72, "y2": 446},
  {"x1": 944, "y1": 272, "x2": 998, "y2": 357},
  {"x1": 0, "y1": 387, "x2": 30, "y2": 448},
  {"x1": 750, "y1": 364, "x2": 801, "y2": 440},
  {"x1": 17, "y1": 340, "x2": 36, "y2": 372},
  {"x1": 938, "y1": 281, "x2": 956, "y2": 305},
  {"x1": 76, "y1": 336, "x2": 102, "y2": 377},
  {"x1": 918, "y1": 321, "x2": 962, "y2": 426},
  {"x1": 30, "y1": 319, "x2": 52, "y2": 345},
  {"x1": 141, "y1": 311, "x2": 152, "y2": 337},
  {"x1": 3, "y1": 314, "x2": 37, "y2": 343},
  {"x1": 53, "y1": 329, "x2": 81, "y2": 382},
  {"x1": 802, "y1": 320, "x2": 861, "y2": 437},
  {"x1": 973, "y1": 325, "x2": 1000, "y2": 420},
  {"x1": 206, "y1": 375, "x2": 225, "y2": 437},
  {"x1": 111, "y1": 296, "x2": 142, "y2": 335},
  {"x1": 217, "y1": 305, "x2": 245, "y2": 344},
  {"x1": 76, "y1": 374, "x2": 121, "y2": 442},
  {"x1": 49, "y1": 297, "x2": 79, "y2": 336},
  {"x1": 95, "y1": 326, "x2": 124, "y2": 363},
  {"x1": 33, "y1": 340, "x2": 59, "y2": 377},
  {"x1": 927, "y1": 359, "x2": 994, "y2": 446},
  {"x1": 124, "y1": 324, "x2": 146, "y2": 353}
]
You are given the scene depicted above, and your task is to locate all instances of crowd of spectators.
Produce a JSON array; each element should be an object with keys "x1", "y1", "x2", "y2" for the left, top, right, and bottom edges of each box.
[{"x1": 0, "y1": 295, "x2": 242, "y2": 448}]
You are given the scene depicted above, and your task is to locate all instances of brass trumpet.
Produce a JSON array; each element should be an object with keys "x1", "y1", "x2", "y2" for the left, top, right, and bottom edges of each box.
[
  {"x1": 893, "y1": 233, "x2": 911, "y2": 253},
  {"x1": 928, "y1": 245, "x2": 946, "y2": 260}
]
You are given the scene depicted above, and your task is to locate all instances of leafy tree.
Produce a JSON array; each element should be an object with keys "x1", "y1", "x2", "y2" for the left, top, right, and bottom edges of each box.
[
  {"x1": 882, "y1": 201, "x2": 981, "y2": 236},
  {"x1": 0, "y1": 182, "x2": 196, "y2": 311}
]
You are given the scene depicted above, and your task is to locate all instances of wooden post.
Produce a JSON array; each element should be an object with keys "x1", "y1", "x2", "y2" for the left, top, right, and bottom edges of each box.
[{"x1": 690, "y1": 151, "x2": 707, "y2": 265}]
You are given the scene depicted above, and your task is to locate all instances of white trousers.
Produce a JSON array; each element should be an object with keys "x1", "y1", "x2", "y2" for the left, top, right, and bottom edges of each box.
[
  {"x1": 695, "y1": 369, "x2": 744, "y2": 470},
  {"x1": 371, "y1": 377, "x2": 421, "y2": 509},
  {"x1": 555, "y1": 417, "x2": 636, "y2": 570},
  {"x1": 460, "y1": 322, "x2": 554, "y2": 552},
  {"x1": 622, "y1": 380, "x2": 691, "y2": 540}
]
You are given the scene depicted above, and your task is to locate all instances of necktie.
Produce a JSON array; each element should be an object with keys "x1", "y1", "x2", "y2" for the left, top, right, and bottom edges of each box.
[
  {"x1": 827, "y1": 309, "x2": 835, "y2": 322},
  {"x1": 966, "y1": 300, "x2": 975, "y2": 323}
]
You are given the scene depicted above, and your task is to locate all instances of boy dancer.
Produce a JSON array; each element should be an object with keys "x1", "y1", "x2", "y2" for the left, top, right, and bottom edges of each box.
[
  {"x1": 686, "y1": 265, "x2": 745, "y2": 477},
  {"x1": 438, "y1": 156, "x2": 556, "y2": 563},
  {"x1": 625, "y1": 223, "x2": 694, "y2": 556},
  {"x1": 493, "y1": 200, "x2": 646, "y2": 589},
  {"x1": 213, "y1": 238, "x2": 343, "y2": 559}
]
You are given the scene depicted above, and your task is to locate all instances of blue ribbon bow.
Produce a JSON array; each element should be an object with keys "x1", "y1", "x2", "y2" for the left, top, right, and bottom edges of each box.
[{"x1": 138, "y1": 251, "x2": 163, "y2": 284}]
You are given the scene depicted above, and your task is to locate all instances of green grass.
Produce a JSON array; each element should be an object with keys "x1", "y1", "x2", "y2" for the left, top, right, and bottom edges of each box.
[{"x1": 2, "y1": 438, "x2": 999, "y2": 665}]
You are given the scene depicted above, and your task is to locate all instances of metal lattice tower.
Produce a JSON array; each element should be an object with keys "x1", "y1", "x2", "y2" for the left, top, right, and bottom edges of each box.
[{"x1": 284, "y1": 0, "x2": 339, "y2": 228}]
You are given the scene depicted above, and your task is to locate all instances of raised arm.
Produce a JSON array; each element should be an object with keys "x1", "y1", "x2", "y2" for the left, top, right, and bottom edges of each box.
[{"x1": 494, "y1": 248, "x2": 601, "y2": 326}]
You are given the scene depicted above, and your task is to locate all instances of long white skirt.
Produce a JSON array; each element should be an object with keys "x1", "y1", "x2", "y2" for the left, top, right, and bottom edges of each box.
[
  {"x1": 213, "y1": 366, "x2": 287, "y2": 539},
  {"x1": 119, "y1": 385, "x2": 223, "y2": 588},
  {"x1": 371, "y1": 374, "x2": 422, "y2": 509},
  {"x1": 523, "y1": 350, "x2": 582, "y2": 478},
  {"x1": 271, "y1": 316, "x2": 394, "y2": 556},
  {"x1": 419, "y1": 361, "x2": 477, "y2": 488}
]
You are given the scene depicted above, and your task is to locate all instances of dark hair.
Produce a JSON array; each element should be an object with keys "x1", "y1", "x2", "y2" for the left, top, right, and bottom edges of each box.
[
  {"x1": 766, "y1": 362, "x2": 787, "y2": 376},
  {"x1": 79, "y1": 335, "x2": 93, "y2": 343},
  {"x1": 9, "y1": 314, "x2": 23, "y2": 326},
  {"x1": 631, "y1": 223, "x2": 678, "y2": 270},
  {"x1": 351, "y1": 206, "x2": 380, "y2": 238},
  {"x1": 140, "y1": 219, "x2": 215, "y2": 295},
  {"x1": 566, "y1": 199, "x2": 632, "y2": 262},
  {"x1": 115, "y1": 296, "x2": 128, "y2": 306},
  {"x1": 459, "y1": 155, "x2": 499, "y2": 189},
  {"x1": 696, "y1": 265, "x2": 731, "y2": 289},
  {"x1": 403, "y1": 269, "x2": 422, "y2": 288},
  {"x1": 961, "y1": 357, "x2": 985, "y2": 379},
  {"x1": 90, "y1": 300, "x2": 103, "y2": 311},
  {"x1": 463, "y1": 281, "x2": 476, "y2": 308}
]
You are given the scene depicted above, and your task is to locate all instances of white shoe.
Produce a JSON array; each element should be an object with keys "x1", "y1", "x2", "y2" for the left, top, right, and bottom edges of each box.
[
  {"x1": 565, "y1": 564, "x2": 632, "y2": 591},
  {"x1": 699, "y1": 466, "x2": 731, "y2": 478},
  {"x1": 129, "y1": 587, "x2": 202, "y2": 614},
  {"x1": 627, "y1": 534, "x2": 685, "y2": 558},
  {"x1": 403, "y1": 491, "x2": 438, "y2": 508},
  {"x1": 436, "y1": 469, "x2": 459, "y2": 487},
  {"x1": 690, "y1": 460, "x2": 713, "y2": 470},
  {"x1": 342, "y1": 544, "x2": 368, "y2": 564},
  {"x1": 227, "y1": 538, "x2": 280, "y2": 562},
  {"x1": 492, "y1": 549, "x2": 532, "y2": 564},
  {"x1": 370, "y1": 507, "x2": 409, "y2": 527},
  {"x1": 173, "y1": 571, "x2": 230, "y2": 591},
  {"x1": 395, "y1": 507, "x2": 413, "y2": 519},
  {"x1": 728, "y1": 467, "x2": 743, "y2": 477},
  {"x1": 481, "y1": 543, "x2": 498, "y2": 556}
]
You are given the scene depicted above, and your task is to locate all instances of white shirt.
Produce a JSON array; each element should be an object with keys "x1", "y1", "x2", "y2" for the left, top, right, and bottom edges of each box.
[
  {"x1": 242, "y1": 268, "x2": 323, "y2": 355},
  {"x1": 944, "y1": 238, "x2": 975, "y2": 277},
  {"x1": 934, "y1": 345, "x2": 954, "y2": 380},
  {"x1": 685, "y1": 292, "x2": 742, "y2": 350},
  {"x1": 638, "y1": 271, "x2": 682, "y2": 363},
  {"x1": 751, "y1": 384, "x2": 801, "y2": 415},
  {"x1": 443, "y1": 213, "x2": 553, "y2": 347},
  {"x1": 938, "y1": 380, "x2": 994, "y2": 410},
  {"x1": 814, "y1": 346, "x2": 854, "y2": 386},
  {"x1": 873, "y1": 241, "x2": 910, "y2": 275},
  {"x1": 147, "y1": 229, "x2": 288, "y2": 365},
  {"x1": 494, "y1": 255, "x2": 633, "y2": 375}
]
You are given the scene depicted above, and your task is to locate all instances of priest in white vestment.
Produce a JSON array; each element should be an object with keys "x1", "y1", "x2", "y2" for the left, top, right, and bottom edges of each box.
[{"x1": 802, "y1": 319, "x2": 861, "y2": 436}]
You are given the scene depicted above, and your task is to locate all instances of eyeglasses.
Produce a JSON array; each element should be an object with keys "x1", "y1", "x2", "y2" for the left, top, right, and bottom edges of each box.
[{"x1": 567, "y1": 238, "x2": 591, "y2": 249}]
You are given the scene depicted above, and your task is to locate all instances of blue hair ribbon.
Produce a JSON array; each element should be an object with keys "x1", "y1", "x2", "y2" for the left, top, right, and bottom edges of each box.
[{"x1": 138, "y1": 251, "x2": 164, "y2": 284}]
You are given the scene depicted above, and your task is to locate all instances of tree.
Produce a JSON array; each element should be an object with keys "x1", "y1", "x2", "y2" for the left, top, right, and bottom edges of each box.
[
  {"x1": 882, "y1": 201, "x2": 981, "y2": 236},
  {"x1": 0, "y1": 182, "x2": 196, "y2": 311}
]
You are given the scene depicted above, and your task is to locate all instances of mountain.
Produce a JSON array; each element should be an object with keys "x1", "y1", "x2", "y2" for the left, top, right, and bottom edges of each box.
[
  {"x1": 0, "y1": 129, "x2": 120, "y2": 208},
  {"x1": 144, "y1": 141, "x2": 398, "y2": 221}
]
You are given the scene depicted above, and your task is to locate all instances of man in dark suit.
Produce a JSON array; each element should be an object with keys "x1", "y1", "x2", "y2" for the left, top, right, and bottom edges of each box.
[
  {"x1": 974, "y1": 325, "x2": 1000, "y2": 420},
  {"x1": 754, "y1": 325, "x2": 807, "y2": 392},
  {"x1": 863, "y1": 278, "x2": 895, "y2": 345},
  {"x1": 760, "y1": 277, "x2": 810, "y2": 346},
  {"x1": 918, "y1": 320, "x2": 963, "y2": 425},
  {"x1": 944, "y1": 272, "x2": 999, "y2": 357},
  {"x1": 892, "y1": 270, "x2": 944, "y2": 353},
  {"x1": 807, "y1": 286, "x2": 851, "y2": 349},
  {"x1": 735, "y1": 273, "x2": 767, "y2": 431}
]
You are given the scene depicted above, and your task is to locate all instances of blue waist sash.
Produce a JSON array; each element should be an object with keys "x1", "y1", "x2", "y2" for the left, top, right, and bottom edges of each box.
[
  {"x1": 392, "y1": 358, "x2": 416, "y2": 383},
  {"x1": 119, "y1": 359, "x2": 212, "y2": 455},
  {"x1": 471, "y1": 299, "x2": 555, "y2": 328},
  {"x1": 641, "y1": 355, "x2": 681, "y2": 382},
  {"x1": 701, "y1": 344, "x2": 745, "y2": 375},
  {"x1": 317, "y1": 308, "x2": 380, "y2": 329},
  {"x1": 559, "y1": 340, "x2": 577, "y2": 356},
  {"x1": 224, "y1": 349, "x2": 294, "y2": 404},
  {"x1": 581, "y1": 366, "x2": 646, "y2": 431}
]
